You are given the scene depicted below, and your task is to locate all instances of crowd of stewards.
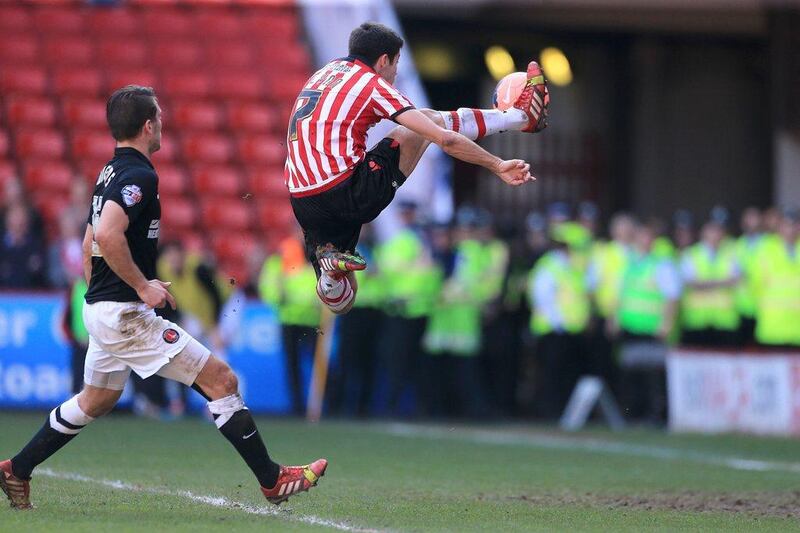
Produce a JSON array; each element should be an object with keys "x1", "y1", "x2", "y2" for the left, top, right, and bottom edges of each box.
[
  {"x1": 264, "y1": 200, "x2": 800, "y2": 422},
  {"x1": 4, "y1": 166, "x2": 799, "y2": 422}
]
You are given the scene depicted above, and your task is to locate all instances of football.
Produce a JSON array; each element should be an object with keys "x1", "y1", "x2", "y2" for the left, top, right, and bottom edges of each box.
[{"x1": 492, "y1": 71, "x2": 527, "y2": 111}]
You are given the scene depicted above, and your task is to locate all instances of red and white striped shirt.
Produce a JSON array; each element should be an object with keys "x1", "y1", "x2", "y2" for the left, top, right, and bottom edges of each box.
[{"x1": 284, "y1": 57, "x2": 414, "y2": 197}]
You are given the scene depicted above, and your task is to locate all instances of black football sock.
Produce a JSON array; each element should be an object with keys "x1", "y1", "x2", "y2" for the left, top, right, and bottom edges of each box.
[
  {"x1": 12, "y1": 396, "x2": 94, "y2": 479},
  {"x1": 206, "y1": 393, "x2": 280, "y2": 488}
]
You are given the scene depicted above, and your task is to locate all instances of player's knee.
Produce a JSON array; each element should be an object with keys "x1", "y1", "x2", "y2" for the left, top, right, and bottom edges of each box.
[
  {"x1": 78, "y1": 391, "x2": 119, "y2": 418},
  {"x1": 216, "y1": 365, "x2": 239, "y2": 396}
]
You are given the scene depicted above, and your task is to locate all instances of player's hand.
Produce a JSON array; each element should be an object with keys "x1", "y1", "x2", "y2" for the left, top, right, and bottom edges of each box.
[
  {"x1": 495, "y1": 159, "x2": 534, "y2": 186},
  {"x1": 137, "y1": 279, "x2": 177, "y2": 310}
]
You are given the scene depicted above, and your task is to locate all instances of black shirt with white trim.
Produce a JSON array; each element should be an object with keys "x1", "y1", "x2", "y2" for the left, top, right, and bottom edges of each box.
[{"x1": 85, "y1": 147, "x2": 161, "y2": 304}]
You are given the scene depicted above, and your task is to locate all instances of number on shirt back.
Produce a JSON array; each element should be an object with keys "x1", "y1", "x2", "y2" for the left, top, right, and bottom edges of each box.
[{"x1": 288, "y1": 89, "x2": 322, "y2": 143}]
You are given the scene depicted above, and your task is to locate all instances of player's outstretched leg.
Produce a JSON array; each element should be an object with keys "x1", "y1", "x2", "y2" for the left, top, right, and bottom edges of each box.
[
  {"x1": 192, "y1": 355, "x2": 327, "y2": 505},
  {"x1": 1, "y1": 385, "x2": 123, "y2": 509},
  {"x1": 315, "y1": 243, "x2": 363, "y2": 315},
  {"x1": 439, "y1": 61, "x2": 549, "y2": 139}
]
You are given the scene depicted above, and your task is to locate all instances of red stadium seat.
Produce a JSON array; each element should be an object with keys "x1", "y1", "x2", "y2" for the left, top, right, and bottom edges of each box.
[
  {"x1": 71, "y1": 130, "x2": 115, "y2": 160},
  {"x1": 87, "y1": 8, "x2": 140, "y2": 36},
  {"x1": 15, "y1": 130, "x2": 66, "y2": 159},
  {"x1": 245, "y1": 11, "x2": 299, "y2": 41},
  {"x1": 42, "y1": 38, "x2": 93, "y2": 65},
  {"x1": 227, "y1": 102, "x2": 279, "y2": 133},
  {"x1": 171, "y1": 101, "x2": 224, "y2": 131},
  {"x1": 159, "y1": 197, "x2": 196, "y2": 231},
  {"x1": 201, "y1": 197, "x2": 253, "y2": 232},
  {"x1": 266, "y1": 74, "x2": 309, "y2": 103},
  {"x1": 0, "y1": 131, "x2": 8, "y2": 158},
  {"x1": 150, "y1": 40, "x2": 203, "y2": 68},
  {"x1": 255, "y1": 201, "x2": 295, "y2": 229},
  {"x1": 162, "y1": 71, "x2": 212, "y2": 99},
  {"x1": 157, "y1": 164, "x2": 189, "y2": 196},
  {"x1": 245, "y1": 166, "x2": 289, "y2": 198},
  {"x1": 62, "y1": 98, "x2": 107, "y2": 128},
  {"x1": 210, "y1": 230, "x2": 257, "y2": 263},
  {"x1": 237, "y1": 135, "x2": 284, "y2": 165},
  {"x1": 256, "y1": 44, "x2": 311, "y2": 73},
  {"x1": 0, "y1": 67, "x2": 48, "y2": 95},
  {"x1": 77, "y1": 159, "x2": 111, "y2": 186},
  {"x1": 5, "y1": 97, "x2": 58, "y2": 128},
  {"x1": 106, "y1": 69, "x2": 159, "y2": 92},
  {"x1": 23, "y1": 160, "x2": 73, "y2": 192},
  {"x1": 195, "y1": 9, "x2": 244, "y2": 39},
  {"x1": 52, "y1": 68, "x2": 103, "y2": 96},
  {"x1": 0, "y1": 6, "x2": 32, "y2": 33},
  {"x1": 191, "y1": 165, "x2": 244, "y2": 196},
  {"x1": 205, "y1": 42, "x2": 254, "y2": 68},
  {"x1": 141, "y1": 9, "x2": 194, "y2": 37},
  {"x1": 0, "y1": 34, "x2": 39, "y2": 65},
  {"x1": 181, "y1": 133, "x2": 234, "y2": 163},
  {"x1": 0, "y1": 160, "x2": 17, "y2": 182},
  {"x1": 96, "y1": 40, "x2": 148, "y2": 67},
  {"x1": 33, "y1": 8, "x2": 86, "y2": 34},
  {"x1": 213, "y1": 71, "x2": 264, "y2": 100},
  {"x1": 151, "y1": 136, "x2": 179, "y2": 163}
]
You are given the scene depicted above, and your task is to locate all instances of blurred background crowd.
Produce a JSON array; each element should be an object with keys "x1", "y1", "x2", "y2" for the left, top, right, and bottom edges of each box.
[{"x1": 6, "y1": 167, "x2": 797, "y2": 423}]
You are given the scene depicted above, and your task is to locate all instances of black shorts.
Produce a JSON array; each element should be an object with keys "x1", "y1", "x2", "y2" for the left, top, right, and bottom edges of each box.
[{"x1": 290, "y1": 137, "x2": 408, "y2": 276}]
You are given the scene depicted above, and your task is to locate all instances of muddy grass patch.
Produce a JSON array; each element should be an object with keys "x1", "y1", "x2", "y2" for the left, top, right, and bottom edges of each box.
[{"x1": 478, "y1": 491, "x2": 800, "y2": 519}]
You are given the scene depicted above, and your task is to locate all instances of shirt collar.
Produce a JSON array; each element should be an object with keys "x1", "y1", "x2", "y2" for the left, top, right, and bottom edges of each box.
[
  {"x1": 114, "y1": 147, "x2": 154, "y2": 169},
  {"x1": 341, "y1": 55, "x2": 376, "y2": 73}
]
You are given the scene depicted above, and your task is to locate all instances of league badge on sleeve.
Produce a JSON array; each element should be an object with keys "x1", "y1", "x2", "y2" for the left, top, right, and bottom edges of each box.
[{"x1": 121, "y1": 185, "x2": 143, "y2": 207}]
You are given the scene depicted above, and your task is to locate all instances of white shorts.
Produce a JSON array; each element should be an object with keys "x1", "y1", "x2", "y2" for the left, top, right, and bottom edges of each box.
[{"x1": 82, "y1": 301, "x2": 211, "y2": 391}]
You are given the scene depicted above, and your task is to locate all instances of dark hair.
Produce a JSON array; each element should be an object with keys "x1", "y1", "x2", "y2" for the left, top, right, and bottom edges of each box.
[
  {"x1": 348, "y1": 22, "x2": 403, "y2": 67},
  {"x1": 106, "y1": 85, "x2": 158, "y2": 141}
]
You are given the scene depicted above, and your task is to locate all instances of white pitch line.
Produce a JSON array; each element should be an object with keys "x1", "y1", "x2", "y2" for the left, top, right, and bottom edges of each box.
[
  {"x1": 37, "y1": 468, "x2": 382, "y2": 533},
  {"x1": 379, "y1": 424, "x2": 800, "y2": 475}
]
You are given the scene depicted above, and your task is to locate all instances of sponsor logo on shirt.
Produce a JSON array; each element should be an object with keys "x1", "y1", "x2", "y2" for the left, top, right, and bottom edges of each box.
[
  {"x1": 148, "y1": 219, "x2": 160, "y2": 239},
  {"x1": 121, "y1": 185, "x2": 143, "y2": 207}
]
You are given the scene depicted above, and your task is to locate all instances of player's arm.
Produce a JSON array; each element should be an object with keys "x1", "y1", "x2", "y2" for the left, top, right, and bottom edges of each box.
[
  {"x1": 395, "y1": 108, "x2": 533, "y2": 186},
  {"x1": 94, "y1": 201, "x2": 175, "y2": 309},
  {"x1": 81, "y1": 223, "x2": 93, "y2": 284}
]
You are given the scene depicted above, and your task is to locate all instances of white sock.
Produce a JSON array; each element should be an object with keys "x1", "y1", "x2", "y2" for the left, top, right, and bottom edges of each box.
[
  {"x1": 49, "y1": 396, "x2": 95, "y2": 435},
  {"x1": 317, "y1": 271, "x2": 345, "y2": 298},
  {"x1": 316, "y1": 274, "x2": 354, "y2": 312},
  {"x1": 439, "y1": 108, "x2": 528, "y2": 140}
]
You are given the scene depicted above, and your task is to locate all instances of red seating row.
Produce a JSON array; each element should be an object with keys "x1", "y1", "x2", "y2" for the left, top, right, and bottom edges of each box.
[
  {"x1": 6, "y1": 127, "x2": 284, "y2": 164},
  {"x1": 0, "y1": 6, "x2": 300, "y2": 40},
  {"x1": 1, "y1": 35, "x2": 311, "y2": 72},
  {"x1": 3, "y1": 97, "x2": 282, "y2": 134},
  {"x1": 0, "y1": 67, "x2": 307, "y2": 102}
]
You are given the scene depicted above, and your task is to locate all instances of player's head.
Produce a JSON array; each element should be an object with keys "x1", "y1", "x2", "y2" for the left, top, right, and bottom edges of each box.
[
  {"x1": 349, "y1": 22, "x2": 403, "y2": 84},
  {"x1": 106, "y1": 85, "x2": 162, "y2": 155}
]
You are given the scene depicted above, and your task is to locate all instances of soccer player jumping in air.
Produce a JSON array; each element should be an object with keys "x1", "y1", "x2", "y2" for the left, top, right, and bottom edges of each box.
[
  {"x1": 1, "y1": 86, "x2": 325, "y2": 510},
  {"x1": 287, "y1": 22, "x2": 548, "y2": 315}
]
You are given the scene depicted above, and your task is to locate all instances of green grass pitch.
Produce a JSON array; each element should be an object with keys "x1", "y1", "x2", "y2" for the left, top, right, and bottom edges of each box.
[{"x1": 1, "y1": 412, "x2": 799, "y2": 531}]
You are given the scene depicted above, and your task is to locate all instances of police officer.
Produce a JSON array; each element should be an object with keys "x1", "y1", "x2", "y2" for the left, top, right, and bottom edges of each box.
[
  {"x1": 752, "y1": 209, "x2": 800, "y2": 348},
  {"x1": 608, "y1": 220, "x2": 681, "y2": 423},
  {"x1": 377, "y1": 201, "x2": 442, "y2": 416},
  {"x1": 679, "y1": 210, "x2": 741, "y2": 347},
  {"x1": 529, "y1": 222, "x2": 591, "y2": 419},
  {"x1": 735, "y1": 207, "x2": 763, "y2": 345},
  {"x1": 258, "y1": 226, "x2": 321, "y2": 415}
]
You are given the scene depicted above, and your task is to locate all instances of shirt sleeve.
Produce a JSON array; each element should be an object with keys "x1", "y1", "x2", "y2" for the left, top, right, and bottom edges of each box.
[
  {"x1": 656, "y1": 260, "x2": 683, "y2": 301},
  {"x1": 371, "y1": 77, "x2": 415, "y2": 120},
  {"x1": 103, "y1": 171, "x2": 157, "y2": 223}
]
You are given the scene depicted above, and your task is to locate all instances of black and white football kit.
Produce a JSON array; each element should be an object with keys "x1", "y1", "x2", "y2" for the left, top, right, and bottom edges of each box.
[{"x1": 82, "y1": 147, "x2": 209, "y2": 391}]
